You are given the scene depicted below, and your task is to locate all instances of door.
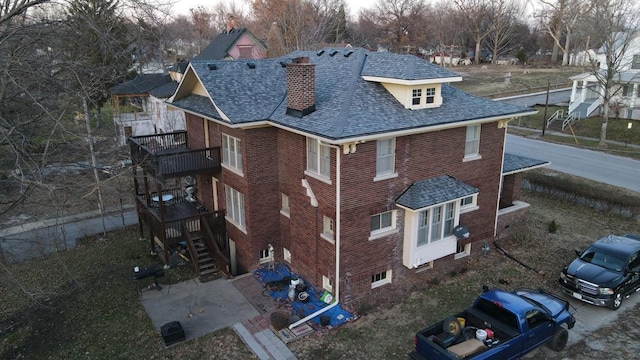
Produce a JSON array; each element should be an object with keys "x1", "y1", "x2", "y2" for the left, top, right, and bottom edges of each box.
[{"x1": 522, "y1": 310, "x2": 554, "y2": 351}]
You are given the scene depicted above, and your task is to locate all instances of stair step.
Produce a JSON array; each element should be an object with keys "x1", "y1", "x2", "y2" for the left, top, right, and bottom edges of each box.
[
  {"x1": 200, "y1": 268, "x2": 219, "y2": 275},
  {"x1": 199, "y1": 257, "x2": 213, "y2": 265}
]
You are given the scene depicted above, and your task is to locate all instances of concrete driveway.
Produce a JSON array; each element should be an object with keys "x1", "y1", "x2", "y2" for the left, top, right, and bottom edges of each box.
[{"x1": 525, "y1": 290, "x2": 640, "y2": 358}]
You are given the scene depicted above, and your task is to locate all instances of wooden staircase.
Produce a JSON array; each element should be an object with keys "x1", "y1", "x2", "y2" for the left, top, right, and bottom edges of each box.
[{"x1": 181, "y1": 219, "x2": 222, "y2": 282}]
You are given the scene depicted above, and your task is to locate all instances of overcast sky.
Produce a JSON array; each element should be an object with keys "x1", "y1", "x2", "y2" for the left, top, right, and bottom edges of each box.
[{"x1": 171, "y1": 0, "x2": 373, "y2": 17}]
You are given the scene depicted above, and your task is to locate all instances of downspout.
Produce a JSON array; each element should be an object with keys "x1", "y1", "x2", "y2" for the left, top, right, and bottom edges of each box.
[
  {"x1": 289, "y1": 142, "x2": 341, "y2": 329},
  {"x1": 494, "y1": 122, "x2": 508, "y2": 237}
]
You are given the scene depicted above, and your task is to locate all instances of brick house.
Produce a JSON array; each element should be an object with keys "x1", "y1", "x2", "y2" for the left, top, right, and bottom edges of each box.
[{"x1": 138, "y1": 47, "x2": 546, "y2": 304}]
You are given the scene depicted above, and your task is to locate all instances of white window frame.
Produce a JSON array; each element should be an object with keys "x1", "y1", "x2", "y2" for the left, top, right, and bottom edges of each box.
[
  {"x1": 306, "y1": 138, "x2": 331, "y2": 182},
  {"x1": 283, "y1": 247, "x2": 292, "y2": 263},
  {"x1": 370, "y1": 210, "x2": 397, "y2": 240},
  {"x1": 375, "y1": 138, "x2": 397, "y2": 181},
  {"x1": 464, "y1": 125, "x2": 481, "y2": 160},
  {"x1": 417, "y1": 202, "x2": 455, "y2": 246},
  {"x1": 371, "y1": 270, "x2": 392, "y2": 289},
  {"x1": 322, "y1": 275, "x2": 333, "y2": 292},
  {"x1": 460, "y1": 194, "x2": 479, "y2": 214},
  {"x1": 632, "y1": 54, "x2": 640, "y2": 70},
  {"x1": 321, "y1": 215, "x2": 335, "y2": 243},
  {"x1": 222, "y1": 133, "x2": 243, "y2": 174},
  {"x1": 259, "y1": 247, "x2": 273, "y2": 264},
  {"x1": 412, "y1": 88, "x2": 422, "y2": 105},
  {"x1": 280, "y1": 193, "x2": 290, "y2": 217},
  {"x1": 425, "y1": 87, "x2": 436, "y2": 104},
  {"x1": 225, "y1": 185, "x2": 246, "y2": 231},
  {"x1": 455, "y1": 243, "x2": 471, "y2": 260}
]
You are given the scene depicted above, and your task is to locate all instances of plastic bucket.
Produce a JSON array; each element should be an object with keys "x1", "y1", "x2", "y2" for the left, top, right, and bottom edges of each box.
[{"x1": 476, "y1": 329, "x2": 487, "y2": 341}]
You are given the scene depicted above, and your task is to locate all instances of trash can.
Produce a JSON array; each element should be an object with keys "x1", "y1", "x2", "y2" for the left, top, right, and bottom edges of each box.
[{"x1": 161, "y1": 321, "x2": 185, "y2": 346}]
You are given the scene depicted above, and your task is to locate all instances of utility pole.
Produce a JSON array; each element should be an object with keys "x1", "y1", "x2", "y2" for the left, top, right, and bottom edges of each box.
[{"x1": 542, "y1": 79, "x2": 550, "y2": 137}]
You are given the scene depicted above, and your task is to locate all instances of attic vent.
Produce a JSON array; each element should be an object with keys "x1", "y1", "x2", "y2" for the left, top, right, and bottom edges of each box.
[
  {"x1": 280, "y1": 61, "x2": 288, "y2": 67},
  {"x1": 247, "y1": 62, "x2": 256, "y2": 69},
  {"x1": 329, "y1": 50, "x2": 338, "y2": 57},
  {"x1": 207, "y1": 64, "x2": 217, "y2": 70},
  {"x1": 344, "y1": 51, "x2": 354, "y2": 57},
  {"x1": 316, "y1": 50, "x2": 325, "y2": 56}
]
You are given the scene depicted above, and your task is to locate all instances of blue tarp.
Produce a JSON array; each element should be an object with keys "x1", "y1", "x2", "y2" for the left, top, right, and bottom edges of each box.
[{"x1": 252, "y1": 263, "x2": 356, "y2": 328}]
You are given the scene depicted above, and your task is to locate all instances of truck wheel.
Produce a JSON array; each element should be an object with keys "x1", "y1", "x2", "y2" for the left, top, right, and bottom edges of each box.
[
  {"x1": 609, "y1": 292, "x2": 623, "y2": 310},
  {"x1": 547, "y1": 327, "x2": 568, "y2": 351}
]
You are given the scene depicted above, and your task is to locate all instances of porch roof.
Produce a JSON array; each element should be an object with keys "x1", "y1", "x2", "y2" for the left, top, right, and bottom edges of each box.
[
  {"x1": 395, "y1": 175, "x2": 478, "y2": 210},
  {"x1": 502, "y1": 153, "x2": 550, "y2": 175}
]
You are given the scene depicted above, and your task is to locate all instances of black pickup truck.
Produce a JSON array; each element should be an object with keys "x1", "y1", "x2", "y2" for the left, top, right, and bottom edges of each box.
[{"x1": 559, "y1": 234, "x2": 640, "y2": 310}]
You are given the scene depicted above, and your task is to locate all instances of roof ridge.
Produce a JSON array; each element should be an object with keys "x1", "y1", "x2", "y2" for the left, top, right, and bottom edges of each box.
[{"x1": 330, "y1": 50, "x2": 367, "y2": 138}]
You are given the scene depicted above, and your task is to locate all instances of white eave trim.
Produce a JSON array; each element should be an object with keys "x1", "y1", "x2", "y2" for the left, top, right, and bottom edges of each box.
[
  {"x1": 362, "y1": 75, "x2": 463, "y2": 85},
  {"x1": 502, "y1": 162, "x2": 551, "y2": 176}
]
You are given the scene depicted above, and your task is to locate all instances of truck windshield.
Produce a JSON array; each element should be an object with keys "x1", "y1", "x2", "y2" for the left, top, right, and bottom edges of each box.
[{"x1": 580, "y1": 248, "x2": 625, "y2": 272}]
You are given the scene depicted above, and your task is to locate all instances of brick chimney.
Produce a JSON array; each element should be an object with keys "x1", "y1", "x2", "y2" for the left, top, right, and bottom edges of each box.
[{"x1": 286, "y1": 57, "x2": 316, "y2": 117}]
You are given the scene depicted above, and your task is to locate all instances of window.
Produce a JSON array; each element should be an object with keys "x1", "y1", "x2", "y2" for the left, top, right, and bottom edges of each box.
[
  {"x1": 460, "y1": 194, "x2": 478, "y2": 214},
  {"x1": 322, "y1": 275, "x2": 333, "y2": 291},
  {"x1": 371, "y1": 270, "x2": 392, "y2": 289},
  {"x1": 322, "y1": 216, "x2": 334, "y2": 242},
  {"x1": 417, "y1": 202, "x2": 455, "y2": 246},
  {"x1": 455, "y1": 243, "x2": 471, "y2": 259},
  {"x1": 464, "y1": 125, "x2": 480, "y2": 158},
  {"x1": 307, "y1": 138, "x2": 330, "y2": 178},
  {"x1": 632, "y1": 54, "x2": 640, "y2": 70},
  {"x1": 425, "y1": 87, "x2": 436, "y2": 104},
  {"x1": 281, "y1": 193, "x2": 290, "y2": 217},
  {"x1": 283, "y1": 247, "x2": 292, "y2": 263},
  {"x1": 370, "y1": 210, "x2": 396, "y2": 238},
  {"x1": 225, "y1": 185, "x2": 246, "y2": 230},
  {"x1": 259, "y1": 247, "x2": 272, "y2": 263},
  {"x1": 412, "y1": 89, "x2": 422, "y2": 105},
  {"x1": 238, "y1": 45, "x2": 253, "y2": 59},
  {"x1": 222, "y1": 134, "x2": 243, "y2": 173},
  {"x1": 376, "y1": 138, "x2": 396, "y2": 178}
]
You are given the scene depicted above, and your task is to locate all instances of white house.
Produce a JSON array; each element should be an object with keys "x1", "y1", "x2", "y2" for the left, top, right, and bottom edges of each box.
[{"x1": 569, "y1": 33, "x2": 640, "y2": 120}]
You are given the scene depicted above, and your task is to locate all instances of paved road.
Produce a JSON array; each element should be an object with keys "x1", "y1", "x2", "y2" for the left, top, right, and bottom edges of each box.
[
  {"x1": 505, "y1": 134, "x2": 640, "y2": 193},
  {"x1": 496, "y1": 89, "x2": 571, "y2": 107}
]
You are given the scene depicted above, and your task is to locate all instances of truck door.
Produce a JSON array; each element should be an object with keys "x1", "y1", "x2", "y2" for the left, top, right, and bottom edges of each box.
[
  {"x1": 523, "y1": 310, "x2": 554, "y2": 351},
  {"x1": 625, "y1": 252, "x2": 640, "y2": 294}
]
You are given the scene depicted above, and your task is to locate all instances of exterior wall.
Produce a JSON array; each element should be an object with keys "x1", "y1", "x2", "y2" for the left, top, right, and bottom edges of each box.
[
  {"x1": 500, "y1": 173, "x2": 523, "y2": 208},
  {"x1": 227, "y1": 34, "x2": 266, "y2": 60}
]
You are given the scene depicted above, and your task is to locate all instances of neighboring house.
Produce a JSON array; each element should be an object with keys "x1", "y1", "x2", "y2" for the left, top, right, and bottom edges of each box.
[
  {"x1": 109, "y1": 67, "x2": 186, "y2": 146},
  {"x1": 129, "y1": 48, "x2": 545, "y2": 306},
  {"x1": 192, "y1": 19, "x2": 266, "y2": 61},
  {"x1": 569, "y1": 33, "x2": 640, "y2": 120}
]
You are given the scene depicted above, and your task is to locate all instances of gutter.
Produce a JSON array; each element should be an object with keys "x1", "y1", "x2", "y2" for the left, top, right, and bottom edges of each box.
[{"x1": 289, "y1": 142, "x2": 341, "y2": 329}]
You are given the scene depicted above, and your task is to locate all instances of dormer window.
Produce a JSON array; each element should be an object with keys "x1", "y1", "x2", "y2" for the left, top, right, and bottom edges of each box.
[
  {"x1": 425, "y1": 87, "x2": 435, "y2": 104},
  {"x1": 412, "y1": 89, "x2": 422, "y2": 105}
]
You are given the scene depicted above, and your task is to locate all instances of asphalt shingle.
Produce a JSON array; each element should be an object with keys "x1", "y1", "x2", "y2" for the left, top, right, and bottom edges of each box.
[
  {"x1": 395, "y1": 175, "x2": 479, "y2": 210},
  {"x1": 502, "y1": 153, "x2": 550, "y2": 174}
]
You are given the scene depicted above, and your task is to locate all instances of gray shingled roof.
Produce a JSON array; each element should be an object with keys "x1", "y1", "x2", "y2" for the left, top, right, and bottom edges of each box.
[
  {"x1": 503, "y1": 153, "x2": 550, "y2": 175},
  {"x1": 170, "y1": 47, "x2": 534, "y2": 140},
  {"x1": 192, "y1": 28, "x2": 247, "y2": 60},
  {"x1": 395, "y1": 175, "x2": 479, "y2": 210},
  {"x1": 109, "y1": 74, "x2": 171, "y2": 95},
  {"x1": 150, "y1": 81, "x2": 178, "y2": 98}
]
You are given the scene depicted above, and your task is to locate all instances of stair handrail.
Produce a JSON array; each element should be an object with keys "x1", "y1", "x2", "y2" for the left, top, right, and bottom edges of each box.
[
  {"x1": 200, "y1": 213, "x2": 231, "y2": 277},
  {"x1": 586, "y1": 98, "x2": 602, "y2": 117},
  {"x1": 562, "y1": 112, "x2": 581, "y2": 131},
  {"x1": 568, "y1": 99, "x2": 579, "y2": 115},
  {"x1": 546, "y1": 109, "x2": 563, "y2": 128}
]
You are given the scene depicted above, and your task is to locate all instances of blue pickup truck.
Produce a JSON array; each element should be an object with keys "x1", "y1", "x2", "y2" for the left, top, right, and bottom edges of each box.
[{"x1": 409, "y1": 288, "x2": 575, "y2": 360}]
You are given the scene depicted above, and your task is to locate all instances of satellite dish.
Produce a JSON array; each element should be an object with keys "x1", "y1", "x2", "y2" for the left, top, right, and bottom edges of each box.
[{"x1": 454, "y1": 225, "x2": 470, "y2": 239}]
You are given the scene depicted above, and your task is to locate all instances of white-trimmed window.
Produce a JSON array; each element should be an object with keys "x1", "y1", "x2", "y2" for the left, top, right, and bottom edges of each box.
[
  {"x1": 222, "y1": 133, "x2": 243, "y2": 173},
  {"x1": 376, "y1": 138, "x2": 396, "y2": 178},
  {"x1": 425, "y1": 87, "x2": 436, "y2": 104},
  {"x1": 464, "y1": 125, "x2": 480, "y2": 158},
  {"x1": 259, "y1": 247, "x2": 272, "y2": 263},
  {"x1": 412, "y1": 89, "x2": 422, "y2": 105},
  {"x1": 322, "y1": 216, "x2": 334, "y2": 242},
  {"x1": 322, "y1": 275, "x2": 333, "y2": 292},
  {"x1": 455, "y1": 243, "x2": 471, "y2": 260},
  {"x1": 370, "y1": 210, "x2": 396, "y2": 238},
  {"x1": 281, "y1": 193, "x2": 290, "y2": 217},
  {"x1": 460, "y1": 194, "x2": 478, "y2": 213},
  {"x1": 225, "y1": 185, "x2": 246, "y2": 230},
  {"x1": 307, "y1": 138, "x2": 330, "y2": 178},
  {"x1": 371, "y1": 270, "x2": 392, "y2": 289},
  {"x1": 283, "y1": 247, "x2": 292, "y2": 263},
  {"x1": 417, "y1": 202, "x2": 455, "y2": 246}
]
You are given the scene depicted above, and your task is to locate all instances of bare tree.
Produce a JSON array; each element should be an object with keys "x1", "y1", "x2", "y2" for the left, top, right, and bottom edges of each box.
[
  {"x1": 584, "y1": 0, "x2": 640, "y2": 146},
  {"x1": 485, "y1": 0, "x2": 527, "y2": 63},
  {"x1": 454, "y1": 0, "x2": 492, "y2": 64},
  {"x1": 361, "y1": 0, "x2": 429, "y2": 53},
  {"x1": 535, "y1": 0, "x2": 592, "y2": 65}
]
